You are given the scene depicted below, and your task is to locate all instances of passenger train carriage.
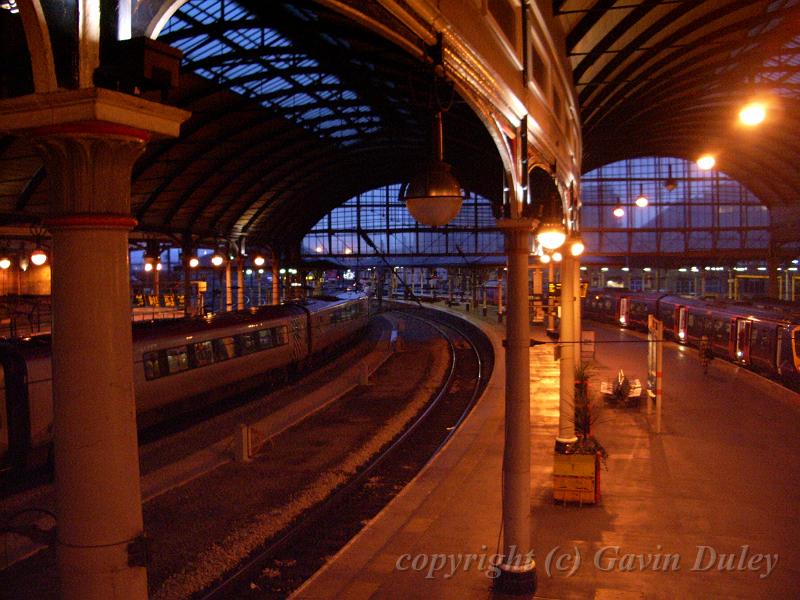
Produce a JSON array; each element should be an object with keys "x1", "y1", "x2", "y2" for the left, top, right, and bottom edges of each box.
[
  {"x1": 583, "y1": 289, "x2": 800, "y2": 388},
  {"x1": 0, "y1": 293, "x2": 370, "y2": 475}
]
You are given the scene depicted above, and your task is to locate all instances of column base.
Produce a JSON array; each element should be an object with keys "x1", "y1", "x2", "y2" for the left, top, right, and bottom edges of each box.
[
  {"x1": 555, "y1": 437, "x2": 578, "y2": 453},
  {"x1": 493, "y1": 561, "x2": 537, "y2": 596}
]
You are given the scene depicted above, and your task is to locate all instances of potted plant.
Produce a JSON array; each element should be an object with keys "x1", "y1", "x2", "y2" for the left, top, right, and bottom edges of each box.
[{"x1": 553, "y1": 362, "x2": 608, "y2": 505}]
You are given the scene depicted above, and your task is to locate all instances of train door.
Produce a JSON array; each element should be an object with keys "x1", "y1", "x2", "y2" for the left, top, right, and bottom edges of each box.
[
  {"x1": 0, "y1": 347, "x2": 29, "y2": 473},
  {"x1": 619, "y1": 297, "x2": 630, "y2": 326},
  {"x1": 675, "y1": 306, "x2": 688, "y2": 342},
  {"x1": 734, "y1": 318, "x2": 752, "y2": 363}
]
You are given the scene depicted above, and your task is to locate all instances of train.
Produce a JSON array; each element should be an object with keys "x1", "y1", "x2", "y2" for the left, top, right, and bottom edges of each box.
[
  {"x1": 582, "y1": 289, "x2": 800, "y2": 388},
  {"x1": 0, "y1": 292, "x2": 370, "y2": 475}
]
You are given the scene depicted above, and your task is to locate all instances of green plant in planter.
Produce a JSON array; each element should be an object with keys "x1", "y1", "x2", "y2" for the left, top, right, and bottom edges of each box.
[{"x1": 571, "y1": 362, "x2": 608, "y2": 469}]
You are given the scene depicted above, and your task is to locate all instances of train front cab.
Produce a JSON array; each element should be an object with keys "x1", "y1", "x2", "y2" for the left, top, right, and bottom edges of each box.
[
  {"x1": 733, "y1": 317, "x2": 752, "y2": 364},
  {"x1": 618, "y1": 296, "x2": 630, "y2": 327},
  {"x1": 674, "y1": 305, "x2": 689, "y2": 343}
]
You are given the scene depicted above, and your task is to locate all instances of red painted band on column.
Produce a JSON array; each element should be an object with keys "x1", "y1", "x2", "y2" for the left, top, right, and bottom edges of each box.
[
  {"x1": 43, "y1": 214, "x2": 138, "y2": 230},
  {"x1": 30, "y1": 121, "x2": 151, "y2": 142}
]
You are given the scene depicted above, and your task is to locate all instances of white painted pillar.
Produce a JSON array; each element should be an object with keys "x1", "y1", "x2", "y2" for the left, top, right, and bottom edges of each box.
[
  {"x1": 236, "y1": 257, "x2": 245, "y2": 309},
  {"x1": 497, "y1": 269, "x2": 504, "y2": 318},
  {"x1": 495, "y1": 219, "x2": 535, "y2": 584},
  {"x1": 18, "y1": 100, "x2": 185, "y2": 600},
  {"x1": 224, "y1": 260, "x2": 232, "y2": 311},
  {"x1": 532, "y1": 266, "x2": 543, "y2": 323},
  {"x1": 573, "y1": 257, "x2": 582, "y2": 360},
  {"x1": 557, "y1": 254, "x2": 577, "y2": 447},
  {"x1": 272, "y1": 250, "x2": 280, "y2": 305}
]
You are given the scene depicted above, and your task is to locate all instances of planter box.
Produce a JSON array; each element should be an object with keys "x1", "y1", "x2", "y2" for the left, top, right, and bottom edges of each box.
[{"x1": 553, "y1": 453, "x2": 598, "y2": 505}]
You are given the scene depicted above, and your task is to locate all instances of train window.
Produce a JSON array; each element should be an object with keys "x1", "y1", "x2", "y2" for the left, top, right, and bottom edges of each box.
[
  {"x1": 193, "y1": 341, "x2": 214, "y2": 367},
  {"x1": 258, "y1": 329, "x2": 274, "y2": 349},
  {"x1": 236, "y1": 333, "x2": 258, "y2": 355},
  {"x1": 166, "y1": 348, "x2": 190, "y2": 374},
  {"x1": 143, "y1": 351, "x2": 162, "y2": 380},
  {"x1": 214, "y1": 337, "x2": 236, "y2": 361},
  {"x1": 713, "y1": 320, "x2": 725, "y2": 342},
  {"x1": 275, "y1": 325, "x2": 289, "y2": 345}
]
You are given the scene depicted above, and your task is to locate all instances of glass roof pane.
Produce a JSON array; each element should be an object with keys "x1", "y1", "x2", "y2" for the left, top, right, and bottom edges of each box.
[{"x1": 163, "y1": 0, "x2": 382, "y2": 145}]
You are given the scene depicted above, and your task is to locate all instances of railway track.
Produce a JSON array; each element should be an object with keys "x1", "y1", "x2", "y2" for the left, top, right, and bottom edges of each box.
[{"x1": 196, "y1": 307, "x2": 493, "y2": 600}]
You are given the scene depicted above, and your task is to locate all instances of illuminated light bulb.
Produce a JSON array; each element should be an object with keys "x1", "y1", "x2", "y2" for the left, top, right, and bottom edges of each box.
[
  {"x1": 315, "y1": 246, "x2": 324, "y2": 253},
  {"x1": 30, "y1": 248, "x2": 47, "y2": 266},
  {"x1": 539, "y1": 253, "x2": 551, "y2": 264},
  {"x1": 634, "y1": 184, "x2": 648, "y2": 208},
  {"x1": 570, "y1": 239, "x2": 585, "y2": 257},
  {"x1": 536, "y1": 221, "x2": 566, "y2": 250},
  {"x1": 0, "y1": 257, "x2": 10, "y2": 269},
  {"x1": 144, "y1": 262, "x2": 153, "y2": 272},
  {"x1": 344, "y1": 247, "x2": 353, "y2": 255},
  {"x1": 679, "y1": 331, "x2": 686, "y2": 339},
  {"x1": 156, "y1": 262, "x2": 162, "y2": 271},
  {"x1": 245, "y1": 268, "x2": 253, "y2": 275},
  {"x1": 739, "y1": 102, "x2": 766, "y2": 126},
  {"x1": 211, "y1": 254, "x2": 224, "y2": 267},
  {"x1": 697, "y1": 154, "x2": 716, "y2": 170},
  {"x1": 189, "y1": 257, "x2": 199, "y2": 268},
  {"x1": 613, "y1": 206, "x2": 625, "y2": 218},
  {"x1": 552, "y1": 251, "x2": 563, "y2": 262},
  {"x1": 253, "y1": 256, "x2": 265, "y2": 267}
]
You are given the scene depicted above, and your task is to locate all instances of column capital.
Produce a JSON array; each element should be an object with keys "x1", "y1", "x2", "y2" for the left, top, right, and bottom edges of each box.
[
  {"x1": 0, "y1": 87, "x2": 190, "y2": 138},
  {"x1": 32, "y1": 132, "x2": 147, "y2": 216}
]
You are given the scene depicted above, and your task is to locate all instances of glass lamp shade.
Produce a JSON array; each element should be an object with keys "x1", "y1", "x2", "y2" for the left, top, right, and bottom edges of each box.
[
  {"x1": 30, "y1": 248, "x2": 47, "y2": 266},
  {"x1": 536, "y1": 221, "x2": 566, "y2": 250},
  {"x1": 613, "y1": 206, "x2": 625, "y2": 218},
  {"x1": 404, "y1": 160, "x2": 463, "y2": 227},
  {"x1": 552, "y1": 251, "x2": 563, "y2": 262},
  {"x1": 539, "y1": 253, "x2": 551, "y2": 264},
  {"x1": 253, "y1": 256, "x2": 266, "y2": 267},
  {"x1": 144, "y1": 262, "x2": 153, "y2": 272},
  {"x1": 739, "y1": 102, "x2": 766, "y2": 126},
  {"x1": 570, "y1": 239, "x2": 585, "y2": 256},
  {"x1": 696, "y1": 155, "x2": 715, "y2": 170},
  {"x1": 188, "y1": 257, "x2": 199, "y2": 268},
  {"x1": 211, "y1": 254, "x2": 224, "y2": 267},
  {"x1": 0, "y1": 257, "x2": 11, "y2": 270}
]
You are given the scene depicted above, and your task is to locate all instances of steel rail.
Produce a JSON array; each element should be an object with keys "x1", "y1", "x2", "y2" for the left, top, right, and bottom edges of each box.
[{"x1": 198, "y1": 309, "x2": 486, "y2": 600}]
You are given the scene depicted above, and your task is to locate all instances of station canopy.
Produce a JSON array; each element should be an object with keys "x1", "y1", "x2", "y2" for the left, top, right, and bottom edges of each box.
[{"x1": 0, "y1": 0, "x2": 797, "y2": 251}]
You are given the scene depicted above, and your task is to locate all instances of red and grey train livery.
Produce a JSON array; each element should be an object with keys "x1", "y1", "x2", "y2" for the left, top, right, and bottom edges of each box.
[
  {"x1": 0, "y1": 293, "x2": 370, "y2": 474},
  {"x1": 583, "y1": 289, "x2": 800, "y2": 387}
]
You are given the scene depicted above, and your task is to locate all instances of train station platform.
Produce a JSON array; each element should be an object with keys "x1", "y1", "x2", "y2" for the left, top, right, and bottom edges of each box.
[{"x1": 294, "y1": 302, "x2": 800, "y2": 599}]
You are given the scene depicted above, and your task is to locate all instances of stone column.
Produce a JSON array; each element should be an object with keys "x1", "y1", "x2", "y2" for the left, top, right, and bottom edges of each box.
[
  {"x1": 557, "y1": 253, "x2": 577, "y2": 448},
  {"x1": 495, "y1": 219, "x2": 536, "y2": 590},
  {"x1": 532, "y1": 266, "x2": 543, "y2": 323},
  {"x1": 182, "y1": 240, "x2": 193, "y2": 317},
  {"x1": 573, "y1": 257, "x2": 582, "y2": 360},
  {"x1": 546, "y1": 261, "x2": 556, "y2": 335},
  {"x1": 20, "y1": 127, "x2": 163, "y2": 600},
  {"x1": 3, "y1": 90, "x2": 188, "y2": 600},
  {"x1": 271, "y1": 250, "x2": 280, "y2": 304}
]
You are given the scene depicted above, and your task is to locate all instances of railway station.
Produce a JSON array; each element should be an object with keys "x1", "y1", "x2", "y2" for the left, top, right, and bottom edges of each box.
[{"x1": 0, "y1": 1, "x2": 798, "y2": 599}]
